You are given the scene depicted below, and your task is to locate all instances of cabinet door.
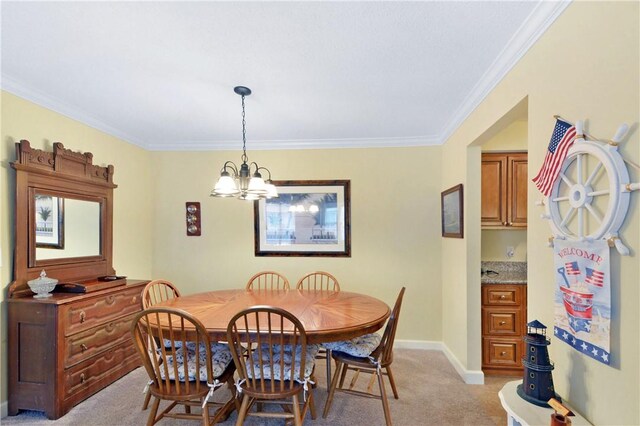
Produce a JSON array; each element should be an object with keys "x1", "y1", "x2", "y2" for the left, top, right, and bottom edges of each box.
[
  {"x1": 481, "y1": 154, "x2": 507, "y2": 226},
  {"x1": 508, "y1": 153, "x2": 528, "y2": 228}
]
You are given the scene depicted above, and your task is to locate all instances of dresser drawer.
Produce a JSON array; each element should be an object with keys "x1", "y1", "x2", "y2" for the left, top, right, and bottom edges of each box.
[
  {"x1": 63, "y1": 339, "x2": 140, "y2": 401},
  {"x1": 483, "y1": 337, "x2": 523, "y2": 367},
  {"x1": 482, "y1": 308, "x2": 523, "y2": 335},
  {"x1": 61, "y1": 286, "x2": 142, "y2": 336},
  {"x1": 482, "y1": 285, "x2": 524, "y2": 306},
  {"x1": 64, "y1": 313, "x2": 136, "y2": 368}
]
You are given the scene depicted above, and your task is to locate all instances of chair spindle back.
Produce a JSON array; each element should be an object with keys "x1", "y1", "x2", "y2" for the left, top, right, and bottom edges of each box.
[
  {"x1": 296, "y1": 271, "x2": 340, "y2": 292},
  {"x1": 246, "y1": 271, "x2": 290, "y2": 291}
]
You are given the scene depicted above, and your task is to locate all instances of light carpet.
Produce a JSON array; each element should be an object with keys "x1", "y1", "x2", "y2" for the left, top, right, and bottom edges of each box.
[{"x1": 2, "y1": 349, "x2": 511, "y2": 425}]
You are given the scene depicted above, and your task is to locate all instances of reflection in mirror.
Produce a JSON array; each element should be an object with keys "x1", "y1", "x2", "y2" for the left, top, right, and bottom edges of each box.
[{"x1": 35, "y1": 196, "x2": 101, "y2": 260}]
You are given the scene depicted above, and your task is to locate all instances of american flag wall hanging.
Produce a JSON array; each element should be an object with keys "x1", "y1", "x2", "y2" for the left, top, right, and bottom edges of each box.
[
  {"x1": 554, "y1": 239, "x2": 611, "y2": 365},
  {"x1": 532, "y1": 118, "x2": 577, "y2": 196}
]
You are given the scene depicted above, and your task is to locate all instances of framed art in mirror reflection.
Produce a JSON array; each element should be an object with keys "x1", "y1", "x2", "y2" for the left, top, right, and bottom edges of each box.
[{"x1": 35, "y1": 195, "x2": 64, "y2": 249}]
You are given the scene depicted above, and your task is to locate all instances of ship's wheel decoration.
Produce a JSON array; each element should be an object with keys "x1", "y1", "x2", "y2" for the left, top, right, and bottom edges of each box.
[{"x1": 539, "y1": 118, "x2": 639, "y2": 255}]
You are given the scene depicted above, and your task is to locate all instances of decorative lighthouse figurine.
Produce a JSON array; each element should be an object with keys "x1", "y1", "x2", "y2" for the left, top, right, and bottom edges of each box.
[{"x1": 517, "y1": 320, "x2": 560, "y2": 407}]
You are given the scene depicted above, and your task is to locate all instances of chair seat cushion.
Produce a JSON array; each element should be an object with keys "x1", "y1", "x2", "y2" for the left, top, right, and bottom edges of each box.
[
  {"x1": 323, "y1": 333, "x2": 381, "y2": 357},
  {"x1": 161, "y1": 343, "x2": 233, "y2": 382},
  {"x1": 162, "y1": 338, "x2": 182, "y2": 349},
  {"x1": 247, "y1": 344, "x2": 319, "y2": 383}
]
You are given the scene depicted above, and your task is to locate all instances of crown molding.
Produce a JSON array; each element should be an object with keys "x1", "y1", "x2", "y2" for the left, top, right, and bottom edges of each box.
[
  {"x1": 145, "y1": 134, "x2": 441, "y2": 151},
  {"x1": 1, "y1": 75, "x2": 150, "y2": 149},
  {"x1": 437, "y1": 0, "x2": 571, "y2": 144}
]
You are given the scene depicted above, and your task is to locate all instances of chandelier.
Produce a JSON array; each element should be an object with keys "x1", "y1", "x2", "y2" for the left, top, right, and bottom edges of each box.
[{"x1": 210, "y1": 86, "x2": 278, "y2": 200}]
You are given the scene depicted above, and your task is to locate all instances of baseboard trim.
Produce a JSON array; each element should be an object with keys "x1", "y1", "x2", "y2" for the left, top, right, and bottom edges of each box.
[
  {"x1": 441, "y1": 343, "x2": 485, "y2": 385},
  {"x1": 1, "y1": 400, "x2": 8, "y2": 418},
  {"x1": 395, "y1": 339, "x2": 484, "y2": 385}
]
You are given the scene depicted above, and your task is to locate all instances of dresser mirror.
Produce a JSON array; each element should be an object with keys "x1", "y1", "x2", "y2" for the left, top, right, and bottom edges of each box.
[
  {"x1": 32, "y1": 192, "x2": 102, "y2": 262},
  {"x1": 9, "y1": 140, "x2": 116, "y2": 297}
]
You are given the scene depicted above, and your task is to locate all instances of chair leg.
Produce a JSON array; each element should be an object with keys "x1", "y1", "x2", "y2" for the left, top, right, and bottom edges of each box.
[
  {"x1": 322, "y1": 361, "x2": 343, "y2": 418},
  {"x1": 146, "y1": 396, "x2": 160, "y2": 426},
  {"x1": 377, "y1": 368, "x2": 393, "y2": 426},
  {"x1": 226, "y1": 378, "x2": 242, "y2": 412},
  {"x1": 292, "y1": 393, "x2": 302, "y2": 426},
  {"x1": 366, "y1": 371, "x2": 377, "y2": 394},
  {"x1": 202, "y1": 396, "x2": 210, "y2": 426},
  {"x1": 307, "y1": 386, "x2": 316, "y2": 420},
  {"x1": 235, "y1": 394, "x2": 251, "y2": 426},
  {"x1": 325, "y1": 349, "x2": 332, "y2": 389},
  {"x1": 142, "y1": 389, "x2": 152, "y2": 410},
  {"x1": 386, "y1": 366, "x2": 399, "y2": 399},
  {"x1": 339, "y1": 365, "x2": 350, "y2": 388}
]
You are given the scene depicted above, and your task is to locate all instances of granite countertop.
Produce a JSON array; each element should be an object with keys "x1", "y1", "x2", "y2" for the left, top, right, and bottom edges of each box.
[{"x1": 481, "y1": 261, "x2": 527, "y2": 284}]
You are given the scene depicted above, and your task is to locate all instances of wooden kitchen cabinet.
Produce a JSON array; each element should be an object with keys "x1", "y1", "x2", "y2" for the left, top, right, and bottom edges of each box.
[
  {"x1": 481, "y1": 152, "x2": 527, "y2": 228},
  {"x1": 482, "y1": 284, "x2": 527, "y2": 375}
]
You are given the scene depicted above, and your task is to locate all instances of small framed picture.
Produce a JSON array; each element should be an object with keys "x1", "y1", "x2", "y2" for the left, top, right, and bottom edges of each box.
[
  {"x1": 441, "y1": 184, "x2": 463, "y2": 238},
  {"x1": 35, "y1": 195, "x2": 65, "y2": 249}
]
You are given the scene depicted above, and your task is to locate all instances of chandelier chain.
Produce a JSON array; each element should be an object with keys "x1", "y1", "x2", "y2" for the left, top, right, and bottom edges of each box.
[{"x1": 241, "y1": 94, "x2": 248, "y2": 163}]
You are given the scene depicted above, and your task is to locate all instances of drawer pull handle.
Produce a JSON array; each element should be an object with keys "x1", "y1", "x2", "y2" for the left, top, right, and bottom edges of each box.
[
  {"x1": 499, "y1": 321, "x2": 507, "y2": 325},
  {"x1": 499, "y1": 295, "x2": 506, "y2": 300},
  {"x1": 80, "y1": 343, "x2": 88, "y2": 352},
  {"x1": 79, "y1": 311, "x2": 86, "y2": 323},
  {"x1": 500, "y1": 351, "x2": 507, "y2": 356},
  {"x1": 80, "y1": 373, "x2": 86, "y2": 384},
  {"x1": 106, "y1": 295, "x2": 116, "y2": 305},
  {"x1": 132, "y1": 296, "x2": 137, "y2": 304}
]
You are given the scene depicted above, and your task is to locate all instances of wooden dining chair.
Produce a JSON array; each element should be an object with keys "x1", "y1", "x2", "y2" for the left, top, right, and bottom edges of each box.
[
  {"x1": 322, "y1": 287, "x2": 406, "y2": 426},
  {"x1": 295, "y1": 271, "x2": 340, "y2": 292},
  {"x1": 296, "y1": 271, "x2": 341, "y2": 388},
  {"x1": 142, "y1": 279, "x2": 181, "y2": 309},
  {"x1": 130, "y1": 307, "x2": 237, "y2": 425},
  {"x1": 226, "y1": 306, "x2": 318, "y2": 426},
  {"x1": 140, "y1": 279, "x2": 182, "y2": 410},
  {"x1": 245, "y1": 271, "x2": 290, "y2": 291}
]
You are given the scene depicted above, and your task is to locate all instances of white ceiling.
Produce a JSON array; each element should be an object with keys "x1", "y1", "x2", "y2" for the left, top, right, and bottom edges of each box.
[{"x1": 1, "y1": 1, "x2": 569, "y2": 151}]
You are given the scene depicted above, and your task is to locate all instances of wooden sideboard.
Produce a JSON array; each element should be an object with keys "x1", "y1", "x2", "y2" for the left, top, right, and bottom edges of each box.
[
  {"x1": 8, "y1": 280, "x2": 147, "y2": 419},
  {"x1": 482, "y1": 284, "x2": 527, "y2": 375},
  {"x1": 7, "y1": 141, "x2": 148, "y2": 419}
]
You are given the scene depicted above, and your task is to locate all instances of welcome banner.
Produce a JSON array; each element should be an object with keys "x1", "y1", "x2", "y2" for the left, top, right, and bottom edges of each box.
[{"x1": 553, "y1": 239, "x2": 611, "y2": 365}]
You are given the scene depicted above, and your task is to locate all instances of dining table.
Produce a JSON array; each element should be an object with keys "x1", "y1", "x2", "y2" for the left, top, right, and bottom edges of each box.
[
  {"x1": 150, "y1": 287, "x2": 390, "y2": 413},
  {"x1": 155, "y1": 288, "x2": 391, "y2": 345}
]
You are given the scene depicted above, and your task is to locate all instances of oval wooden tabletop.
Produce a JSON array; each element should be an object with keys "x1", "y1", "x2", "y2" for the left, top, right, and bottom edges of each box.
[{"x1": 156, "y1": 289, "x2": 391, "y2": 344}]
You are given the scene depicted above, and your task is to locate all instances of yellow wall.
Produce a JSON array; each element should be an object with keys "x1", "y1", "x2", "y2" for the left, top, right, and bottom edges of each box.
[
  {"x1": 482, "y1": 119, "x2": 528, "y2": 151},
  {"x1": 150, "y1": 146, "x2": 443, "y2": 344},
  {"x1": 481, "y1": 230, "x2": 527, "y2": 262},
  {"x1": 0, "y1": 91, "x2": 155, "y2": 406},
  {"x1": 442, "y1": 2, "x2": 639, "y2": 424},
  {"x1": 481, "y1": 119, "x2": 528, "y2": 262}
]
